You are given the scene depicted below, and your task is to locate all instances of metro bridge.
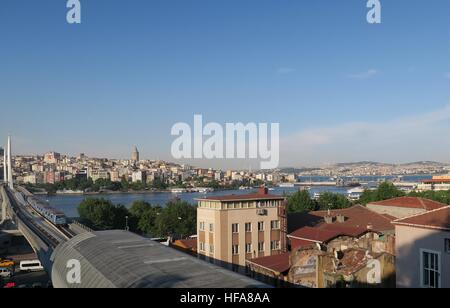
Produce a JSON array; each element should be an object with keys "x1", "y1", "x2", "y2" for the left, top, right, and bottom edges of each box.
[{"x1": 1, "y1": 185, "x2": 267, "y2": 288}]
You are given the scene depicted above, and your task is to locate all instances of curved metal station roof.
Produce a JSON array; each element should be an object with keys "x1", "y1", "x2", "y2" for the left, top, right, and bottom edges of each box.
[{"x1": 51, "y1": 230, "x2": 268, "y2": 288}]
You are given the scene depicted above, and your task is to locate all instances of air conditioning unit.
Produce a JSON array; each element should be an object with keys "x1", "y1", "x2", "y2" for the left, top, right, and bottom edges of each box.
[{"x1": 256, "y1": 209, "x2": 267, "y2": 216}]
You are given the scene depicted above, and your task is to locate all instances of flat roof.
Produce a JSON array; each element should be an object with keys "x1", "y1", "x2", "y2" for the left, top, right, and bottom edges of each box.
[
  {"x1": 51, "y1": 230, "x2": 269, "y2": 288},
  {"x1": 196, "y1": 193, "x2": 285, "y2": 202}
]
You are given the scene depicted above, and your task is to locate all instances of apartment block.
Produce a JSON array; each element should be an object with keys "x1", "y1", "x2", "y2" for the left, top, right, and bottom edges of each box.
[{"x1": 196, "y1": 187, "x2": 287, "y2": 268}]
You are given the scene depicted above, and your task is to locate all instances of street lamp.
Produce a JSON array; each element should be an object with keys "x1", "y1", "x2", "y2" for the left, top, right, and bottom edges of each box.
[{"x1": 125, "y1": 216, "x2": 129, "y2": 231}]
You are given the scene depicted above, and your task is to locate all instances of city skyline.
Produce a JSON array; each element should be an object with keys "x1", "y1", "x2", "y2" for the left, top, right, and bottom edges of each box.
[
  {"x1": 1, "y1": 0, "x2": 450, "y2": 168},
  {"x1": 2, "y1": 143, "x2": 450, "y2": 171}
]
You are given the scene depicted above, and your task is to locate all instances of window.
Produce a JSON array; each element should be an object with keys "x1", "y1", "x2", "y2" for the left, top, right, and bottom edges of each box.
[
  {"x1": 199, "y1": 222, "x2": 205, "y2": 231},
  {"x1": 232, "y1": 223, "x2": 239, "y2": 233},
  {"x1": 245, "y1": 223, "x2": 252, "y2": 232},
  {"x1": 258, "y1": 222, "x2": 264, "y2": 232},
  {"x1": 209, "y1": 223, "x2": 214, "y2": 233},
  {"x1": 209, "y1": 244, "x2": 214, "y2": 254},
  {"x1": 245, "y1": 243, "x2": 252, "y2": 254},
  {"x1": 445, "y1": 239, "x2": 450, "y2": 253},
  {"x1": 271, "y1": 220, "x2": 280, "y2": 230},
  {"x1": 258, "y1": 242, "x2": 264, "y2": 252},
  {"x1": 199, "y1": 242, "x2": 205, "y2": 252},
  {"x1": 421, "y1": 250, "x2": 440, "y2": 288},
  {"x1": 232, "y1": 245, "x2": 239, "y2": 255},
  {"x1": 271, "y1": 240, "x2": 280, "y2": 251}
]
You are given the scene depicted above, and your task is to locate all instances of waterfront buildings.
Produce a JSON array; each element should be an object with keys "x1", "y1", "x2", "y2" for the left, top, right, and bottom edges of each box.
[
  {"x1": 110, "y1": 170, "x2": 120, "y2": 183},
  {"x1": 196, "y1": 187, "x2": 287, "y2": 268},
  {"x1": 89, "y1": 169, "x2": 110, "y2": 182},
  {"x1": 132, "y1": 170, "x2": 147, "y2": 183},
  {"x1": 418, "y1": 174, "x2": 450, "y2": 191}
]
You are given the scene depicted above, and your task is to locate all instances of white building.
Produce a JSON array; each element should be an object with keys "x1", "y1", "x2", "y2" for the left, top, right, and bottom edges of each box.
[{"x1": 132, "y1": 171, "x2": 147, "y2": 183}]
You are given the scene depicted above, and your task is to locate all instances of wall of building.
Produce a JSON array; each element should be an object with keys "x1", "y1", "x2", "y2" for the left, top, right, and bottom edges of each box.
[
  {"x1": 197, "y1": 203, "x2": 283, "y2": 267},
  {"x1": 288, "y1": 248, "x2": 320, "y2": 288},
  {"x1": 317, "y1": 252, "x2": 396, "y2": 288},
  {"x1": 396, "y1": 225, "x2": 450, "y2": 288}
]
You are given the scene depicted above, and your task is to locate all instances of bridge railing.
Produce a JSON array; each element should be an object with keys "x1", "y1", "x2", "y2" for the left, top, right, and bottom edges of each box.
[{"x1": 70, "y1": 219, "x2": 94, "y2": 233}]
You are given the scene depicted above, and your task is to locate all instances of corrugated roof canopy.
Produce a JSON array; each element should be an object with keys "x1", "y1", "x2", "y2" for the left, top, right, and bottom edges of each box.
[{"x1": 51, "y1": 230, "x2": 268, "y2": 288}]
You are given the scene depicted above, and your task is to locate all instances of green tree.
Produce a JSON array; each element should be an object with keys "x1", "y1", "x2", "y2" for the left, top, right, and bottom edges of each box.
[
  {"x1": 317, "y1": 192, "x2": 352, "y2": 210},
  {"x1": 128, "y1": 200, "x2": 162, "y2": 235},
  {"x1": 154, "y1": 200, "x2": 197, "y2": 238},
  {"x1": 150, "y1": 178, "x2": 167, "y2": 190},
  {"x1": 287, "y1": 190, "x2": 317, "y2": 213},
  {"x1": 408, "y1": 190, "x2": 450, "y2": 205},
  {"x1": 77, "y1": 198, "x2": 129, "y2": 230},
  {"x1": 120, "y1": 176, "x2": 130, "y2": 191},
  {"x1": 359, "y1": 182, "x2": 405, "y2": 205}
]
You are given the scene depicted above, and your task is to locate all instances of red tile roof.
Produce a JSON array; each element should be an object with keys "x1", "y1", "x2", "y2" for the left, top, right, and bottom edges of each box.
[
  {"x1": 288, "y1": 225, "x2": 369, "y2": 244},
  {"x1": 393, "y1": 206, "x2": 450, "y2": 231},
  {"x1": 324, "y1": 249, "x2": 382, "y2": 275},
  {"x1": 197, "y1": 193, "x2": 285, "y2": 202},
  {"x1": 246, "y1": 253, "x2": 291, "y2": 274},
  {"x1": 368, "y1": 197, "x2": 446, "y2": 211},
  {"x1": 287, "y1": 206, "x2": 395, "y2": 248},
  {"x1": 289, "y1": 227, "x2": 342, "y2": 243},
  {"x1": 173, "y1": 239, "x2": 197, "y2": 251},
  {"x1": 310, "y1": 205, "x2": 394, "y2": 232},
  {"x1": 421, "y1": 179, "x2": 450, "y2": 184},
  {"x1": 290, "y1": 239, "x2": 316, "y2": 250}
]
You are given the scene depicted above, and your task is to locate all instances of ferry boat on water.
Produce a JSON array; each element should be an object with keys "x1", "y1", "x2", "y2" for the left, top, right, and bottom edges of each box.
[
  {"x1": 171, "y1": 188, "x2": 187, "y2": 194},
  {"x1": 195, "y1": 187, "x2": 214, "y2": 194},
  {"x1": 239, "y1": 186, "x2": 252, "y2": 190},
  {"x1": 278, "y1": 183, "x2": 295, "y2": 188},
  {"x1": 347, "y1": 187, "x2": 365, "y2": 201}
]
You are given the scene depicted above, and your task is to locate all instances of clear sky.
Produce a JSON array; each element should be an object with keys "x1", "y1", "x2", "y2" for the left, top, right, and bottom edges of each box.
[{"x1": 1, "y1": 0, "x2": 450, "y2": 169}]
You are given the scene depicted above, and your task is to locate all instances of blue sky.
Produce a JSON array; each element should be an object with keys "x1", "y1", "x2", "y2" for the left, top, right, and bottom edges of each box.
[{"x1": 1, "y1": 0, "x2": 450, "y2": 168}]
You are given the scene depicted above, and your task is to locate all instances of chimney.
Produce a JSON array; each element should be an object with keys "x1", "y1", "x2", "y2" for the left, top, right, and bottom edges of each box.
[
  {"x1": 336, "y1": 214, "x2": 346, "y2": 223},
  {"x1": 7, "y1": 136, "x2": 13, "y2": 190},
  {"x1": 258, "y1": 187, "x2": 268, "y2": 195},
  {"x1": 324, "y1": 215, "x2": 333, "y2": 224},
  {"x1": 367, "y1": 223, "x2": 373, "y2": 231}
]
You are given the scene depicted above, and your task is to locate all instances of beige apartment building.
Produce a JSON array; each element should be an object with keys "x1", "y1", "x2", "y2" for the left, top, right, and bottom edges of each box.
[{"x1": 196, "y1": 188, "x2": 287, "y2": 268}]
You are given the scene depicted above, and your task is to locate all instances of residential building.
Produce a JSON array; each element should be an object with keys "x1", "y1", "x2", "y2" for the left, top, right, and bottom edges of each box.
[
  {"x1": 110, "y1": 171, "x2": 120, "y2": 182},
  {"x1": 418, "y1": 176, "x2": 450, "y2": 191},
  {"x1": 132, "y1": 170, "x2": 147, "y2": 183},
  {"x1": 44, "y1": 152, "x2": 61, "y2": 164},
  {"x1": 247, "y1": 205, "x2": 397, "y2": 288},
  {"x1": 44, "y1": 171, "x2": 56, "y2": 184},
  {"x1": 23, "y1": 173, "x2": 44, "y2": 185},
  {"x1": 196, "y1": 187, "x2": 287, "y2": 269},
  {"x1": 89, "y1": 169, "x2": 110, "y2": 182},
  {"x1": 394, "y1": 206, "x2": 450, "y2": 288}
]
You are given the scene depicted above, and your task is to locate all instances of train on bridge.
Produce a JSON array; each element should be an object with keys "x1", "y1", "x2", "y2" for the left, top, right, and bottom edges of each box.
[{"x1": 14, "y1": 190, "x2": 67, "y2": 226}]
